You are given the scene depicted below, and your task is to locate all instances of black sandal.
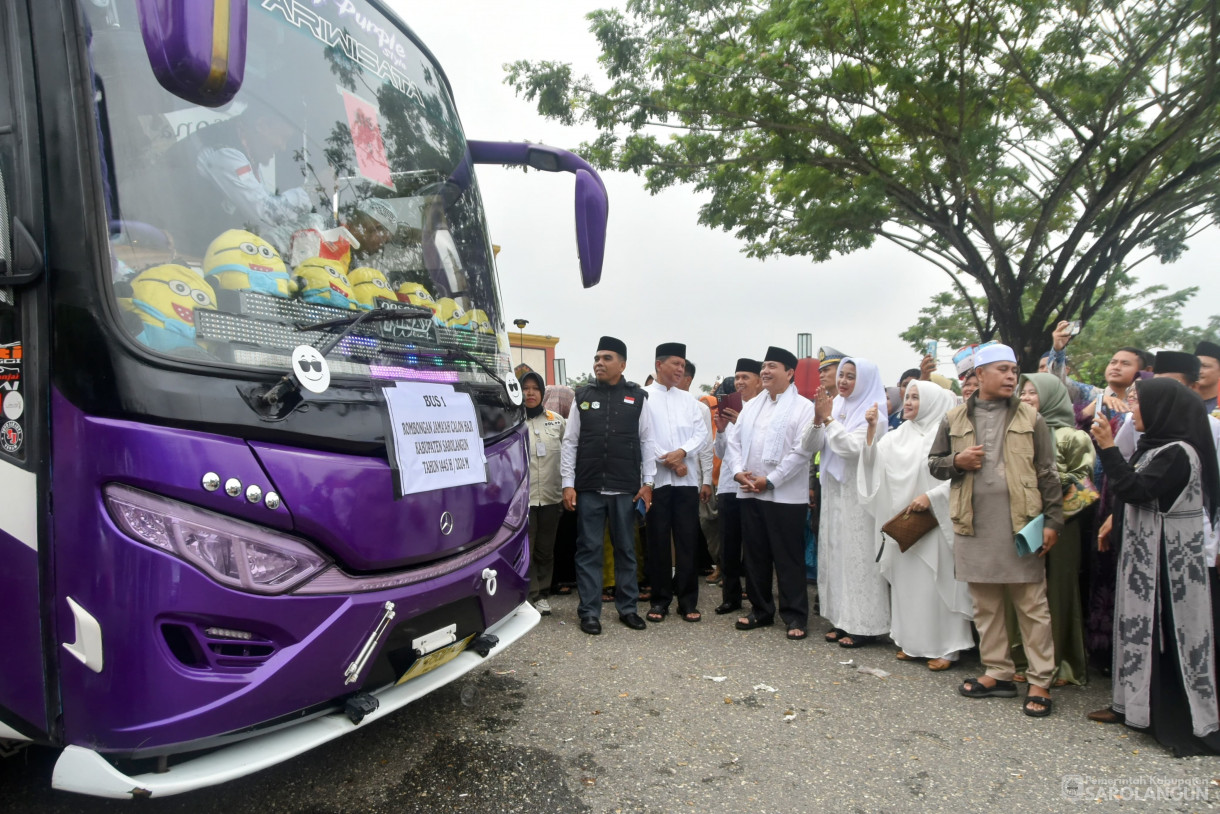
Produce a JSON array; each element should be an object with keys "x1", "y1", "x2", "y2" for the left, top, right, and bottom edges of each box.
[
  {"x1": 958, "y1": 677, "x2": 1018, "y2": 698},
  {"x1": 680, "y1": 610, "x2": 702, "y2": 623},
  {"x1": 837, "y1": 634, "x2": 877, "y2": 648},
  {"x1": 646, "y1": 606, "x2": 667, "y2": 623},
  {"x1": 1023, "y1": 694, "x2": 1053, "y2": 717},
  {"x1": 787, "y1": 626, "x2": 808, "y2": 641},
  {"x1": 735, "y1": 614, "x2": 774, "y2": 631},
  {"x1": 824, "y1": 627, "x2": 847, "y2": 642}
]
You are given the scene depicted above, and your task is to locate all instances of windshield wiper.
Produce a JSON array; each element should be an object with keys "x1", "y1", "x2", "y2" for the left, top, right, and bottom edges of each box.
[
  {"x1": 297, "y1": 305, "x2": 434, "y2": 357},
  {"x1": 247, "y1": 305, "x2": 434, "y2": 413}
]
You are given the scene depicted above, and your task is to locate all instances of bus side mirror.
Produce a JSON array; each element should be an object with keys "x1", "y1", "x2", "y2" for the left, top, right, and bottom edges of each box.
[
  {"x1": 135, "y1": 0, "x2": 248, "y2": 108},
  {"x1": 466, "y1": 141, "x2": 609, "y2": 289},
  {"x1": 573, "y1": 170, "x2": 606, "y2": 289}
]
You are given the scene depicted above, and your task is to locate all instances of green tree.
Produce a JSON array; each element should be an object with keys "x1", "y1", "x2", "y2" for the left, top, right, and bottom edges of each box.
[
  {"x1": 901, "y1": 281, "x2": 1220, "y2": 382},
  {"x1": 507, "y1": 0, "x2": 1220, "y2": 366}
]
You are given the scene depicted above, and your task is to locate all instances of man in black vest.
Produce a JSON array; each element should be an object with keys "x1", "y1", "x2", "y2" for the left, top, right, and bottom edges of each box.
[{"x1": 560, "y1": 337, "x2": 656, "y2": 634}]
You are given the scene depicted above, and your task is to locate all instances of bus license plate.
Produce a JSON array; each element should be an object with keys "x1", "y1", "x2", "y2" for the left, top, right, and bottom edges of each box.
[{"x1": 396, "y1": 634, "x2": 475, "y2": 685}]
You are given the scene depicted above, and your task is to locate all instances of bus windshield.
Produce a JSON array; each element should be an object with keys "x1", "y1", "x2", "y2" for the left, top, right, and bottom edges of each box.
[{"x1": 85, "y1": 0, "x2": 510, "y2": 403}]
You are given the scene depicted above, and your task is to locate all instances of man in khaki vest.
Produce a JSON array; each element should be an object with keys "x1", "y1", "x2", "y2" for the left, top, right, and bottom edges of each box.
[{"x1": 928, "y1": 343, "x2": 1064, "y2": 718}]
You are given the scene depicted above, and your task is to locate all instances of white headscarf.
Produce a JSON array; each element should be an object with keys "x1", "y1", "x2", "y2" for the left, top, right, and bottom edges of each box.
[
  {"x1": 823, "y1": 357, "x2": 887, "y2": 481},
  {"x1": 877, "y1": 380, "x2": 958, "y2": 490}
]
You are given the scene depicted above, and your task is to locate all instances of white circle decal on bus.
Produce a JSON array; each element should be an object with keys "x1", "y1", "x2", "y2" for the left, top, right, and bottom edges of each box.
[
  {"x1": 505, "y1": 377, "x2": 523, "y2": 406},
  {"x1": 3, "y1": 391, "x2": 24, "y2": 421},
  {"x1": 291, "y1": 345, "x2": 331, "y2": 394}
]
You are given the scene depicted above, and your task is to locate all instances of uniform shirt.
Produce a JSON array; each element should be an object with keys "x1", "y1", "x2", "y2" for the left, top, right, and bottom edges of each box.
[
  {"x1": 525, "y1": 409, "x2": 566, "y2": 506},
  {"x1": 559, "y1": 391, "x2": 657, "y2": 492},
  {"x1": 644, "y1": 382, "x2": 708, "y2": 489}
]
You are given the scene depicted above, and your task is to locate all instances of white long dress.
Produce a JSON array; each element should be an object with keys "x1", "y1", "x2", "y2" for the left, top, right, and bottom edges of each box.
[
  {"x1": 857, "y1": 384, "x2": 975, "y2": 658},
  {"x1": 809, "y1": 422, "x2": 891, "y2": 636}
]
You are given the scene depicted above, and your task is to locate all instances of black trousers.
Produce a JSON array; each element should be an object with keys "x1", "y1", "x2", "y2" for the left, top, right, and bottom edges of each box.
[
  {"x1": 719, "y1": 493, "x2": 746, "y2": 604},
  {"x1": 740, "y1": 498, "x2": 809, "y2": 627},
  {"x1": 646, "y1": 485, "x2": 701, "y2": 613}
]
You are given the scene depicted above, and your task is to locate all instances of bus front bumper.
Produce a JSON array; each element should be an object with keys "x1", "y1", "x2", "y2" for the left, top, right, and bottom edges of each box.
[{"x1": 51, "y1": 600, "x2": 540, "y2": 799}]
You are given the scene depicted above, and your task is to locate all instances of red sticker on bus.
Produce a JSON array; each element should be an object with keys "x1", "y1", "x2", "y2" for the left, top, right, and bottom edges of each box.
[{"x1": 341, "y1": 89, "x2": 394, "y2": 191}]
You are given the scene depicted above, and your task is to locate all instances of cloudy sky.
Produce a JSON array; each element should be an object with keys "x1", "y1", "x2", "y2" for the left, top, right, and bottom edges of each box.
[{"x1": 393, "y1": 0, "x2": 1219, "y2": 390}]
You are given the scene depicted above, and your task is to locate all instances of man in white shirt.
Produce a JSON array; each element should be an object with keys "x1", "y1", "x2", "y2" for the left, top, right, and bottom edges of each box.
[
  {"x1": 644, "y1": 342, "x2": 709, "y2": 624},
  {"x1": 713, "y1": 358, "x2": 763, "y2": 614},
  {"x1": 727, "y1": 346, "x2": 816, "y2": 640},
  {"x1": 560, "y1": 337, "x2": 656, "y2": 635}
]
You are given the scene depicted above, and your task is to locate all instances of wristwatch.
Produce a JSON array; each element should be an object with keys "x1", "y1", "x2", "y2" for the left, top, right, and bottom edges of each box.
[
  {"x1": 642, "y1": 482, "x2": 654, "y2": 489},
  {"x1": 764, "y1": 478, "x2": 774, "y2": 491}
]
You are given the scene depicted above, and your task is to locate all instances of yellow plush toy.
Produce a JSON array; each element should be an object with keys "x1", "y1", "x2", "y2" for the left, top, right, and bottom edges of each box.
[
  {"x1": 293, "y1": 257, "x2": 358, "y2": 310},
  {"x1": 348, "y1": 267, "x2": 396, "y2": 310},
  {"x1": 434, "y1": 297, "x2": 466, "y2": 326},
  {"x1": 203, "y1": 229, "x2": 295, "y2": 298},
  {"x1": 124, "y1": 264, "x2": 217, "y2": 351},
  {"x1": 396, "y1": 281, "x2": 438, "y2": 314},
  {"x1": 450, "y1": 307, "x2": 493, "y2": 334}
]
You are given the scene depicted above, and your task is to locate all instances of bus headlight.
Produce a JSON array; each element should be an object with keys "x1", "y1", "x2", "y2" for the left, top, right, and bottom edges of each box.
[{"x1": 104, "y1": 484, "x2": 330, "y2": 595}]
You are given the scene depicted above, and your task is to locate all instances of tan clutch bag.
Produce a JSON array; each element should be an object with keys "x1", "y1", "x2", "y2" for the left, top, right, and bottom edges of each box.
[{"x1": 880, "y1": 508, "x2": 938, "y2": 553}]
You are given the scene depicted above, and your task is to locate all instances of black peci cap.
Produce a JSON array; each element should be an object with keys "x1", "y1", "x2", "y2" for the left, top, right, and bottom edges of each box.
[
  {"x1": 735, "y1": 357, "x2": 762, "y2": 375},
  {"x1": 598, "y1": 336, "x2": 628, "y2": 359},
  {"x1": 764, "y1": 346, "x2": 798, "y2": 370}
]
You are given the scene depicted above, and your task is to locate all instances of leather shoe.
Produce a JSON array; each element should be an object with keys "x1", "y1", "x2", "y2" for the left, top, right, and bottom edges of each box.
[
  {"x1": 1086, "y1": 707, "x2": 1123, "y2": 724},
  {"x1": 619, "y1": 612, "x2": 647, "y2": 630},
  {"x1": 714, "y1": 601, "x2": 742, "y2": 615},
  {"x1": 579, "y1": 617, "x2": 602, "y2": 635}
]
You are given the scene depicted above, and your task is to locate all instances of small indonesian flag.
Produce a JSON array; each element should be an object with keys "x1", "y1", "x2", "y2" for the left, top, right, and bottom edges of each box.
[{"x1": 623, "y1": 396, "x2": 636, "y2": 404}]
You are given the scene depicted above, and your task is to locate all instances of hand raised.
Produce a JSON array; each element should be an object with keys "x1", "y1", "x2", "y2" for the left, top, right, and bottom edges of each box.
[{"x1": 864, "y1": 401, "x2": 879, "y2": 428}]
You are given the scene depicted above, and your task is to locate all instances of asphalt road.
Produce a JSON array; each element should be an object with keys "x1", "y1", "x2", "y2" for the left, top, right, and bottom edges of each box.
[{"x1": 2, "y1": 581, "x2": 1218, "y2": 813}]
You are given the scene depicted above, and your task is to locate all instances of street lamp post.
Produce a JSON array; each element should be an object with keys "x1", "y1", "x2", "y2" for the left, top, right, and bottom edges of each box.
[{"x1": 512, "y1": 318, "x2": 529, "y2": 367}]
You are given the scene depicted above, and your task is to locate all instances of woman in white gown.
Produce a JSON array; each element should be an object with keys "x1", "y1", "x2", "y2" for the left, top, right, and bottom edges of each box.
[
  {"x1": 802, "y1": 357, "x2": 891, "y2": 647},
  {"x1": 858, "y1": 380, "x2": 975, "y2": 669}
]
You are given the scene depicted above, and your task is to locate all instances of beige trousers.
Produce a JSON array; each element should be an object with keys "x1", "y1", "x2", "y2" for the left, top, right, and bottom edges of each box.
[{"x1": 968, "y1": 578, "x2": 1056, "y2": 688}]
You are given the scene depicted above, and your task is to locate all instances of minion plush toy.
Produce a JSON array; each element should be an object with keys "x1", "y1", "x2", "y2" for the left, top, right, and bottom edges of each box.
[
  {"x1": 203, "y1": 229, "x2": 296, "y2": 298},
  {"x1": 396, "y1": 281, "x2": 438, "y2": 315},
  {"x1": 348, "y1": 267, "x2": 396, "y2": 310},
  {"x1": 434, "y1": 297, "x2": 466, "y2": 327},
  {"x1": 450, "y1": 307, "x2": 494, "y2": 335},
  {"x1": 293, "y1": 257, "x2": 358, "y2": 310},
  {"x1": 121, "y1": 264, "x2": 217, "y2": 351}
]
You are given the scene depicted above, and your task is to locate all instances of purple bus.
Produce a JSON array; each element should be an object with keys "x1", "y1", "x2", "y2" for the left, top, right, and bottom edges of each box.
[{"x1": 0, "y1": 0, "x2": 606, "y2": 798}]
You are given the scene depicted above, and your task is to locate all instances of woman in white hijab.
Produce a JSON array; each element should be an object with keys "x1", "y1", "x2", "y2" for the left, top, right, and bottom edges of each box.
[
  {"x1": 859, "y1": 381, "x2": 975, "y2": 669},
  {"x1": 803, "y1": 357, "x2": 891, "y2": 647}
]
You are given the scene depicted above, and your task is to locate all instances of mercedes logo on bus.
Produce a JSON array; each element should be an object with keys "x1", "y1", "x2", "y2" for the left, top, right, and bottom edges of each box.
[{"x1": 439, "y1": 512, "x2": 455, "y2": 535}]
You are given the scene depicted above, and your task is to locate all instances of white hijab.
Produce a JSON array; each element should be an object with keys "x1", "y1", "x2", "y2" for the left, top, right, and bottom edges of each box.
[
  {"x1": 823, "y1": 357, "x2": 888, "y2": 481},
  {"x1": 876, "y1": 380, "x2": 958, "y2": 493}
]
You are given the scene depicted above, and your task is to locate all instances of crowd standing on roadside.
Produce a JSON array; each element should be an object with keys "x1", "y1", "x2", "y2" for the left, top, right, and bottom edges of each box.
[{"x1": 518, "y1": 327, "x2": 1220, "y2": 757}]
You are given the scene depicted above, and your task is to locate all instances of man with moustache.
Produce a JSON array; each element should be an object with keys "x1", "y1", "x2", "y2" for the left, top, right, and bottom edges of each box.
[
  {"x1": 728, "y1": 347, "x2": 817, "y2": 640},
  {"x1": 713, "y1": 358, "x2": 764, "y2": 614},
  {"x1": 929, "y1": 343, "x2": 1064, "y2": 717},
  {"x1": 644, "y1": 343, "x2": 709, "y2": 623},
  {"x1": 560, "y1": 337, "x2": 655, "y2": 635}
]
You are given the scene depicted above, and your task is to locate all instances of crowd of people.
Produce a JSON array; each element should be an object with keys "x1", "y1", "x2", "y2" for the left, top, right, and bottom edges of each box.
[{"x1": 515, "y1": 326, "x2": 1220, "y2": 757}]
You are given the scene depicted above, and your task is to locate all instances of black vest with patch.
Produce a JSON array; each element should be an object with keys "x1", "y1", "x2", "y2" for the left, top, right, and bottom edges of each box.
[{"x1": 573, "y1": 378, "x2": 647, "y2": 493}]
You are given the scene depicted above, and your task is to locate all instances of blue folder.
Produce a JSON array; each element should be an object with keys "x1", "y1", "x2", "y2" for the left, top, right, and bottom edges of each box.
[{"x1": 1015, "y1": 514, "x2": 1044, "y2": 557}]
